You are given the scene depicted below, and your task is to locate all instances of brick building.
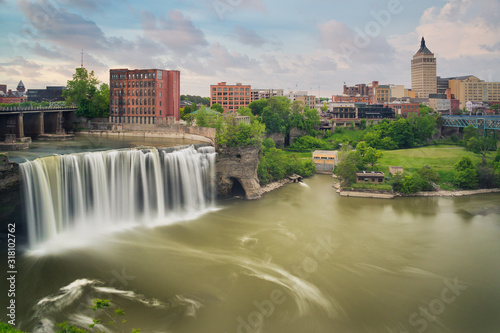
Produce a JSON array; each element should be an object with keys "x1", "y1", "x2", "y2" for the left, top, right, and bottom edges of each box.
[
  {"x1": 385, "y1": 102, "x2": 420, "y2": 118},
  {"x1": 333, "y1": 95, "x2": 371, "y2": 104},
  {"x1": 109, "y1": 68, "x2": 180, "y2": 124},
  {"x1": 210, "y1": 82, "x2": 251, "y2": 113}
]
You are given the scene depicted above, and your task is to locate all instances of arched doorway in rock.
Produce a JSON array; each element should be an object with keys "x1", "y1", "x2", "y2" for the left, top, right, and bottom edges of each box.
[{"x1": 230, "y1": 177, "x2": 246, "y2": 198}]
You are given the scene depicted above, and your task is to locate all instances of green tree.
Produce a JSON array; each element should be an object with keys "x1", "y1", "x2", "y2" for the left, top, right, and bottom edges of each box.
[
  {"x1": 195, "y1": 106, "x2": 209, "y2": 127},
  {"x1": 248, "y1": 98, "x2": 268, "y2": 117},
  {"x1": 419, "y1": 104, "x2": 434, "y2": 115},
  {"x1": 302, "y1": 108, "x2": 321, "y2": 136},
  {"x1": 359, "y1": 119, "x2": 367, "y2": 130},
  {"x1": 63, "y1": 68, "x2": 108, "y2": 118},
  {"x1": 216, "y1": 115, "x2": 265, "y2": 148},
  {"x1": 364, "y1": 147, "x2": 382, "y2": 170},
  {"x1": 453, "y1": 156, "x2": 478, "y2": 189},
  {"x1": 257, "y1": 147, "x2": 316, "y2": 184},
  {"x1": 388, "y1": 118, "x2": 414, "y2": 148},
  {"x1": 335, "y1": 151, "x2": 361, "y2": 186},
  {"x1": 261, "y1": 96, "x2": 291, "y2": 134},
  {"x1": 210, "y1": 103, "x2": 224, "y2": 113},
  {"x1": 262, "y1": 137, "x2": 276, "y2": 151},
  {"x1": 407, "y1": 112, "x2": 437, "y2": 145},
  {"x1": 462, "y1": 124, "x2": 477, "y2": 144}
]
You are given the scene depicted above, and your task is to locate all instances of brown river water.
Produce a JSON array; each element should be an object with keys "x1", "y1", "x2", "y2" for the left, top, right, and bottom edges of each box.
[{"x1": 1, "y1": 136, "x2": 500, "y2": 333}]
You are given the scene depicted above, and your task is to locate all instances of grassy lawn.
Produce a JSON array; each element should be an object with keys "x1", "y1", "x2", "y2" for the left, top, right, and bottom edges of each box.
[
  {"x1": 377, "y1": 145, "x2": 495, "y2": 190},
  {"x1": 378, "y1": 145, "x2": 490, "y2": 173},
  {"x1": 324, "y1": 128, "x2": 367, "y2": 143}
]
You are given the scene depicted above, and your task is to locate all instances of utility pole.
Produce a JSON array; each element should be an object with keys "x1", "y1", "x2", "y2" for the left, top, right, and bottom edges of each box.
[{"x1": 81, "y1": 49, "x2": 84, "y2": 68}]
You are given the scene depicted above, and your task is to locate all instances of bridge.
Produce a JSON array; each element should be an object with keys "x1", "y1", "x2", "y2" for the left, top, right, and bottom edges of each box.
[
  {"x1": 441, "y1": 115, "x2": 500, "y2": 131},
  {"x1": 0, "y1": 106, "x2": 77, "y2": 141}
]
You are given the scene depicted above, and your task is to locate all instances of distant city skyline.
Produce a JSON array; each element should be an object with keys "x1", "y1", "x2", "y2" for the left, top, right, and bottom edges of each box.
[{"x1": 0, "y1": 0, "x2": 499, "y2": 97}]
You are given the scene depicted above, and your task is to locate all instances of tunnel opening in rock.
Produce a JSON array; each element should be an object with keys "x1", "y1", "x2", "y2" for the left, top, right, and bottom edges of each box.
[{"x1": 230, "y1": 178, "x2": 246, "y2": 197}]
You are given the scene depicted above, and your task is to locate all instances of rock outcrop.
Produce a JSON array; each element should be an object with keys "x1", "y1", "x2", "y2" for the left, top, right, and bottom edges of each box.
[
  {"x1": 216, "y1": 145, "x2": 262, "y2": 200},
  {"x1": 0, "y1": 157, "x2": 22, "y2": 232}
]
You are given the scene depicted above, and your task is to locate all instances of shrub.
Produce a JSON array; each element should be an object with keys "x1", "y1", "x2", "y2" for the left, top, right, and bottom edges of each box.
[
  {"x1": 453, "y1": 156, "x2": 478, "y2": 189},
  {"x1": 289, "y1": 135, "x2": 331, "y2": 150},
  {"x1": 258, "y1": 147, "x2": 316, "y2": 184},
  {"x1": 0, "y1": 323, "x2": 27, "y2": 333}
]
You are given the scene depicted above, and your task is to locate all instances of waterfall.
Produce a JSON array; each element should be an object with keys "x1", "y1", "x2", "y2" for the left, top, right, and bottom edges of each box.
[{"x1": 20, "y1": 146, "x2": 216, "y2": 249}]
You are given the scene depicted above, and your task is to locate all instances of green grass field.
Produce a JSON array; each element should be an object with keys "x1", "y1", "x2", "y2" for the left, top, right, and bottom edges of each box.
[
  {"x1": 377, "y1": 145, "x2": 496, "y2": 190},
  {"x1": 324, "y1": 128, "x2": 367, "y2": 143},
  {"x1": 378, "y1": 145, "x2": 490, "y2": 172},
  {"x1": 283, "y1": 150, "x2": 313, "y2": 158}
]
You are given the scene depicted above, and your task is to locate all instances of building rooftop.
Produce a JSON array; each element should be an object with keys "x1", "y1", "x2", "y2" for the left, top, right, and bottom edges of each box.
[
  {"x1": 313, "y1": 150, "x2": 338, "y2": 155},
  {"x1": 355, "y1": 171, "x2": 384, "y2": 177},
  {"x1": 415, "y1": 37, "x2": 433, "y2": 55}
]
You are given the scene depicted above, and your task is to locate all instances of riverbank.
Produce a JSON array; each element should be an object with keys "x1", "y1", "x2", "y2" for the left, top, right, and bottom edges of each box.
[
  {"x1": 402, "y1": 188, "x2": 500, "y2": 197},
  {"x1": 259, "y1": 178, "x2": 293, "y2": 196},
  {"x1": 331, "y1": 178, "x2": 500, "y2": 198}
]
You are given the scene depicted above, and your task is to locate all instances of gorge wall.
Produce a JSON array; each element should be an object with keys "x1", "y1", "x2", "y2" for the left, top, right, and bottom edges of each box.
[{"x1": 0, "y1": 156, "x2": 22, "y2": 233}]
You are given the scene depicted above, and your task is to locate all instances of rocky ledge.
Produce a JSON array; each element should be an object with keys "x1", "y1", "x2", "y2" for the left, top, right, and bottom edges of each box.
[{"x1": 216, "y1": 145, "x2": 262, "y2": 200}]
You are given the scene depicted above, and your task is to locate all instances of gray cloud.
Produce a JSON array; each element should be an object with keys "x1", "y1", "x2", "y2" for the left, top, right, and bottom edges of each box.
[
  {"x1": 141, "y1": 10, "x2": 208, "y2": 55},
  {"x1": 318, "y1": 19, "x2": 396, "y2": 65},
  {"x1": 17, "y1": 0, "x2": 107, "y2": 50},
  {"x1": 232, "y1": 24, "x2": 268, "y2": 47},
  {"x1": 208, "y1": 42, "x2": 259, "y2": 70},
  {"x1": 0, "y1": 56, "x2": 42, "y2": 68}
]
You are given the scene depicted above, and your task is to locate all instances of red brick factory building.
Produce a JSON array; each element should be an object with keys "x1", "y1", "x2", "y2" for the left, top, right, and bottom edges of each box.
[{"x1": 109, "y1": 68, "x2": 180, "y2": 124}]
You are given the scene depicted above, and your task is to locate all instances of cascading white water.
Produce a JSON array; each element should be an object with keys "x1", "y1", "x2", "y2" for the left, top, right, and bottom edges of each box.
[{"x1": 20, "y1": 146, "x2": 216, "y2": 249}]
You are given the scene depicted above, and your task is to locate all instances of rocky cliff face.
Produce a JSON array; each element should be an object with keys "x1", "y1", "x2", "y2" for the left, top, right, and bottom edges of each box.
[
  {"x1": 0, "y1": 162, "x2": 22, "y2": 232},
  {"x1": 216, "y1": 145, "x2": 262, "y2": 200}
]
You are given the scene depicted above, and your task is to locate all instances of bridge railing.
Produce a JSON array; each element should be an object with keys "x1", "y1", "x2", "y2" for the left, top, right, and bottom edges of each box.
[
  {"x1": 0, "y1": 106, "x2": 77, "y2": 112},
  {"x1": 442, "y1": 115, "x2": 500, "y2": 130}
]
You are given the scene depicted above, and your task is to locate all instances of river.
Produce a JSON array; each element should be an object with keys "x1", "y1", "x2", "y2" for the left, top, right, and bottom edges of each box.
[{"x1": 2, "y1": 138, "x2": 500, "y2": 333}]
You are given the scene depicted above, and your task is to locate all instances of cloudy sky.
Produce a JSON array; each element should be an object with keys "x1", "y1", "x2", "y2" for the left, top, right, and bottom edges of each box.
[{"x1": 1, "y1": 0, "x2": 499, "y2": 97}]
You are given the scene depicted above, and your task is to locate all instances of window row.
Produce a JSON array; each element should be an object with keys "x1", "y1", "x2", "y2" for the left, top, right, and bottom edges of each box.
[
  {"x1": 111, "y1": 107, "x2": 156, "y2": 115},
  {"x1": 112, "y1": 81, "x2": 156, "y2": 88},
  {"x1": 112, "y1": 89, "x2": 158, "y2": 97}
]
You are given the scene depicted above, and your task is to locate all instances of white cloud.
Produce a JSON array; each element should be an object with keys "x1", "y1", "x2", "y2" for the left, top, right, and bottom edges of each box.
[{"x1": 414, "y1": 0, "x2": 500, "y2": 59}]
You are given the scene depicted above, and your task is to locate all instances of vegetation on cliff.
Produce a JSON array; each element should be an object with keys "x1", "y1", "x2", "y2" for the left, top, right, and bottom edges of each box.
[
  {"x1": 215, "y1": 113, "x2": 265, "y2": 148},
  {"x1": 258, "y1": 138, "x2": 316, "y2": 185}
]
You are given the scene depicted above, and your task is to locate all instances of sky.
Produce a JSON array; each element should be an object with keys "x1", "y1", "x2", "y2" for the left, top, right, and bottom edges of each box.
[{"x1": 0, "y1": 0, "x2": 499, "y2": 97}]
